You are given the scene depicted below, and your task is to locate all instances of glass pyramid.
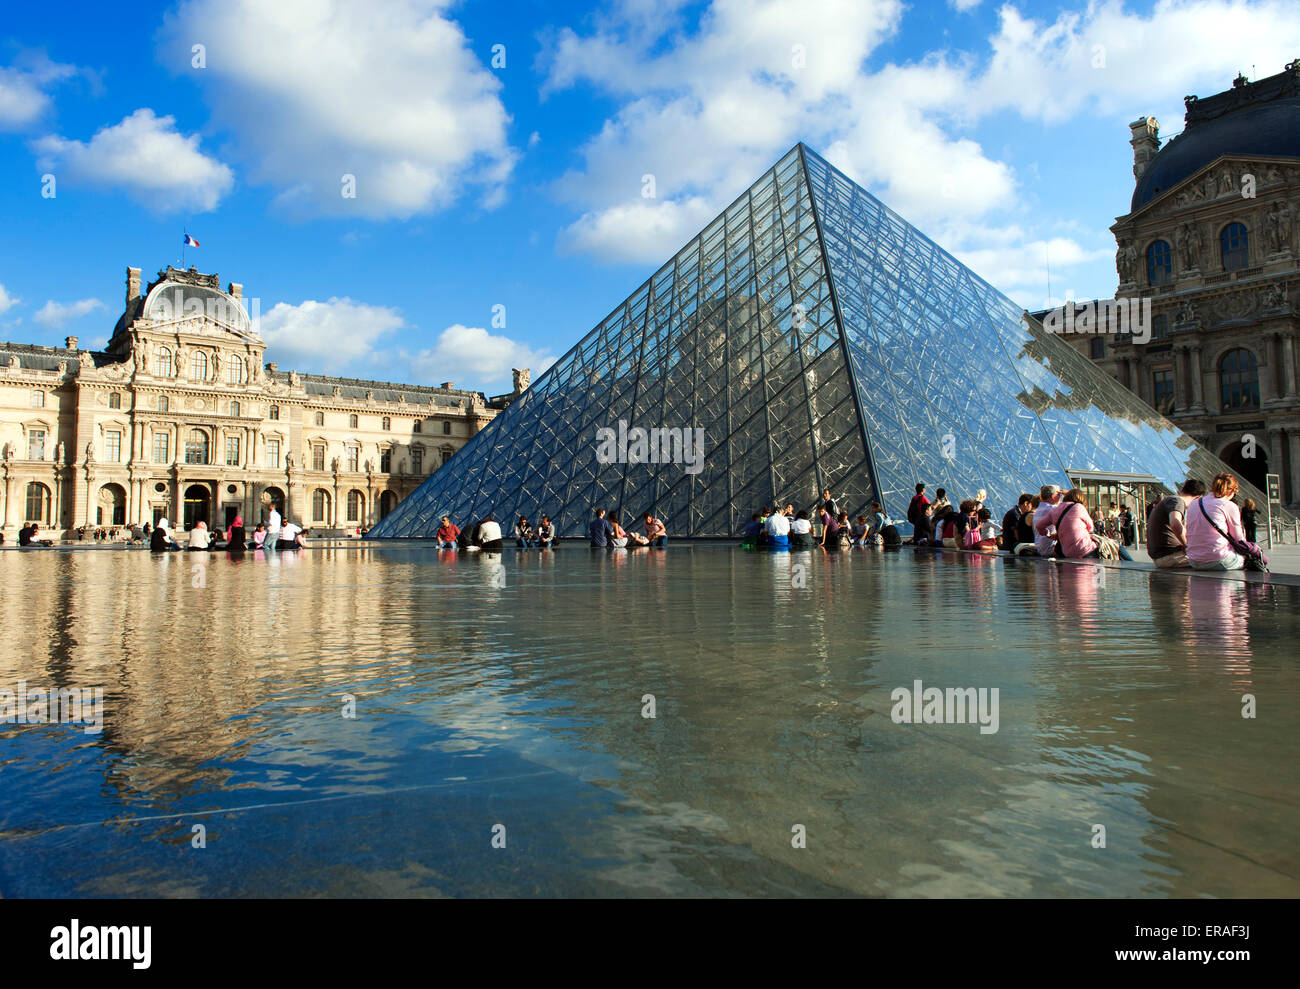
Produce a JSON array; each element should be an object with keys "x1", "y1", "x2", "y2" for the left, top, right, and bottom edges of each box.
[{"x1": 371, "y1": 144, "x2": 1271, "y2": 539}]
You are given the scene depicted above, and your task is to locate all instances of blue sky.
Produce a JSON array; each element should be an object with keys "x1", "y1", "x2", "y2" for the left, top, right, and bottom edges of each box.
[{"x1": 2, "y1": 0, "x2": 1298, "y2": 392}]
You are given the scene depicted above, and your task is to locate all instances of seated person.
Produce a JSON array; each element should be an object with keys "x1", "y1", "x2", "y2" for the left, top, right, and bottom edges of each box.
[
  {"x1": 436, "y1": 515, "x2": 461, "y2": 550},
  {"x1": 742, "y1": 513, "x2": 763, "y2": 548},
  {"x1": 850, "y1": 516, "x2": 870, "y2": 547},
  {"x1": 644, "y1": 513, "x2": 667, "y2": 548},
  {"x1": 19, "y1": 523, "x2": 54, "y2": 547},
  {"x1": 609, "y1": 513, "x2": 630, "y2": 549},
  {"x1": 277, "y1": 519, "x2": 302, "y2": 550},
  {"x1": 514, "y1": 515, "x2": 534, "y2": 548},
  {"x1": 252, "y1": 523, "x2": 268, "y2": 549},
  {"x1": 1037, "y1": 489, "x2": 1133, "y2": 560},
  {"x1": 476, "y1": 514, "x2": 503, "y2": 551},
  {"x1": 911, "y1": 504, "x2": 934, "y2": 545},
  {"x1": 764, "y1": 506, "x2": 790, "y2": 548},
  {"x1": 186, "y1": 521, "x2": 212, "y2": 550},
  {"x1": 789, "y1": 509, "x2": 814, "y2": 550},
  {"x1": 974, "y1": 508, "x2": 1000, "y2": 551},
  {"x1": 1146, "y1": 479, "x2": 1204, "y2": 569},
  {"x1": 536, "y1": 516, "x2": 555, "y2": 548}
]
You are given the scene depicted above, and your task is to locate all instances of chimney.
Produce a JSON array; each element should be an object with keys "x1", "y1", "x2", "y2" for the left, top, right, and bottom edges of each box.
[
  {"x1": 65, "y1": 336, "x2": 79, "y2": 350},
  {"x1": 228, "y1": 282, "x2": 242, "y2": 299},
  {"x1": 441, "y1": 381, "x2": 455, "y2": 391},
  {"x1": 126, "y1": 266, "x2": 141, "y2": 307},
  {"x1": 1129, "y1": 116, "x2": 1160, "y2": 181}
]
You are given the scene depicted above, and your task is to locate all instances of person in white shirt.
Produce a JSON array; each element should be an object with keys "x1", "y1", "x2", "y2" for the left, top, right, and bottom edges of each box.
[
  {"x1": 266, "y1": 506, "x2": 283, "y2": 550},
  {"x1": 477, "y1": 515, "x2": 504, "y2": 550},
  {"x1": 789, "y1": 509, "x2": 814, "y2": 549},
  {"x1": 764, "y1": 508, "x2": 790, "y2": 548},
  {"x1": 187, "y1": 521, "x2": 211, "y2": 550},
  {"x1": 277, "y1": 520, "x2": 302, "y2": 549}
]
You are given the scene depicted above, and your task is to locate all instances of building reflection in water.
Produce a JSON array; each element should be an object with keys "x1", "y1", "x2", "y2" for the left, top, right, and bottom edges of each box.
[{"x1": 0, "y1": 546, "x2": 1296, "y2": 897}]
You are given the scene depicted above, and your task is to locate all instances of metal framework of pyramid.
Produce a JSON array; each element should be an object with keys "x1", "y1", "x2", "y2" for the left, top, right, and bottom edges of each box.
[{"x1": 371, "y1": 144, "x2": 1267, "y2": 539}]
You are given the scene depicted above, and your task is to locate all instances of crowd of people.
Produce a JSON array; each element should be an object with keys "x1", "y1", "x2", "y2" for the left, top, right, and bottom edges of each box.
[
  {"x1": 904, "y1": 472, "x2": 1266, "y2": 571},
  {"x1": 140, "y1": 505, "x2": 309, "y2": 554}
]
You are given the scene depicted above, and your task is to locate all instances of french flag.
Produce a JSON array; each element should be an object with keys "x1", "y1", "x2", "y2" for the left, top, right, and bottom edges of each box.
[{"x1": 183, "y1": 233, "x2": 200, "y2": 248}]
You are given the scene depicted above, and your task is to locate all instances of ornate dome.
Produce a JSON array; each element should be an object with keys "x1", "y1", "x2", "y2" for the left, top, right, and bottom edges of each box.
[
  {"x1": 140, "y1": 267, "x2": 258, "y2": 340},
  {"x1": 1131, "y1": 62, "x2": 1300, "y2": 212}
]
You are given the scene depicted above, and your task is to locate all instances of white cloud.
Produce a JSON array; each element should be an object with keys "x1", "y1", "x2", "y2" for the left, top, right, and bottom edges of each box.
[
  {"x1": 156, "y1": 0, "x2": 517, "y2": 219},
  {"x1": 0, "y1": 284, "x2": 19, "y2": 314},
  {"x1": 32, "y1": 108, "x2": 234, "y2": 212},
  {"x1": 33, "y1": 298, "x2": 105, "y2": 327},
  {"x1": 950, "y1": 0, "x2": 982, "y2": 11},
  {"x1": 408, "y1": 324, "x2": 554, "y2": 391},
  {"x1": 0, "y1": 55, "x2": 78, "y2": 131},
  {"x1": 258, "y1": 297, "x2": 406, "y2": 373},
  {"x1": 541, "y1": 0, "x2": 1300, "y2": 307}
]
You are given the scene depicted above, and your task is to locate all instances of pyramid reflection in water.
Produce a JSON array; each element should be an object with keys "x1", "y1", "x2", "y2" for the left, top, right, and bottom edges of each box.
[{"x1": 372, "y1": 145, "x2": 1260, "y2": 539}]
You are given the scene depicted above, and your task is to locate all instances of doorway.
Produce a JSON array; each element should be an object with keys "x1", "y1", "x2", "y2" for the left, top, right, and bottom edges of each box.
[{"x1": 183, "y1": 484, "x2": 211, "y2": 530}]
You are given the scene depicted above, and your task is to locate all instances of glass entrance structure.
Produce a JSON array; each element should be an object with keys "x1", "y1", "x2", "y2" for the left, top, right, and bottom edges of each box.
[{"x1": 372, "y1": 144, "x2": 1275, "y2": 539}]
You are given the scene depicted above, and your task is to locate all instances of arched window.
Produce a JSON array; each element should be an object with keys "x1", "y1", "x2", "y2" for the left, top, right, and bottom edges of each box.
[
  {"x1": 349, "y1": 414, "x2": 358, "y2": 429},
  {"x1": 228, "y1": 354, "x2": 246, "y2": 384},
  {"x1": 1145, "y1": 240, "x2": 1172, "y2": 286},
  {"x1": 108, "y1": 392, "x2": 121, "y2": 409},
  {"x1": 382, "y1": 416, "x2": 391, "y2": 431},
  {"x1": 269, "y1": 405, "x2": 280, "y2": 421},
  {"x1": 190, "y1": 351, "x2": 209, "y2": 380},
  {"x1": 1219, "y1": 348, "x2": 1260, "y2": 410},
  {"x1": 185, "y1": 428, "x2": 210, "y2": 465},
  {"x1": 25, "y1": 482, "x2": 51, "y2": 523},
  {"x1": 315, "y1": 411, "x2": 325, "y2": 426},
  {"x1": 347, "y1": 489, "x2": 364, "y2": 522},
  {"x1": 230, "y1": 401, "x2": 241, "y2": 417},
  {"x1": 156, "y1": 347, "x2": 173, "y2": 377},
  {"x1": 313, "y1": 488, "x2": 331, "y2": 522},
  {"x1": 1220, "y1": 222, "x2": 1249, "y2": 271}
]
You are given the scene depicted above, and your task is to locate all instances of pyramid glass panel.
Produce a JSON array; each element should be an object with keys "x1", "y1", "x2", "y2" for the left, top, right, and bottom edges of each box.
[{"x1": 371, "y1": 144, "x2": 1277, "y2": 540}]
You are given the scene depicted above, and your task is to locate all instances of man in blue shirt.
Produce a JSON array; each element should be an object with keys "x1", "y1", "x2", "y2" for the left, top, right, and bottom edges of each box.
[{"x1": 589, "y1": 508, "x2": 614, "y2": 548}]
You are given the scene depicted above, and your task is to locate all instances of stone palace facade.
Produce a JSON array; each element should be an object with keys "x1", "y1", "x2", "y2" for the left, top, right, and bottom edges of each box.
[
  {"x1": 0, "y1": 265, "x2": 509, "y2": 540},
  {"x1": 1058, "y1": 63, "x2": 1300, "y2": 506}
]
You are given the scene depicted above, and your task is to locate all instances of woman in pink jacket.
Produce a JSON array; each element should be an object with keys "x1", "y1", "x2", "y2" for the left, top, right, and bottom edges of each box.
[
  {"x1": 1185, "y1": 473, "x2": 1247, "y2": 570},
  {"x1": 1035, "y1": 488, "x2": 1134, "y2": 560}
]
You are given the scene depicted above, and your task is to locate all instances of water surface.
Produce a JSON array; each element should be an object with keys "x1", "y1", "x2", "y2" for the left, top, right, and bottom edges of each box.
[{"x1": 1, "y1": 544, "x2": 1296, "y2": 897}]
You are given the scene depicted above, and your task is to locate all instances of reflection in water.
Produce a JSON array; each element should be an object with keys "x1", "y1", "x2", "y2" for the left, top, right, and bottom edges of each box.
[{"x1": 0, "y1": 546, "x2": 1297, "y2": 897}]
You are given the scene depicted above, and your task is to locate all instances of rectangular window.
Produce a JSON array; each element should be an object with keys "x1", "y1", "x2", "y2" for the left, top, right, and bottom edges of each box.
[
  {"x1": 413, "y1": 420, "x2": 422, "y2": 433},
  {"x1": 158, "y1": 395, "x2": 170, "y2": 412},
  {"x1": 313, "y1": 444, "x2": 325, "y2": 471},
  {"x1": 442, "y1": 420, "x2": 451, "y2": 435},
  {"x1": 1090, "y1": 338, "x2": 1105, "y2": 359},
  {"x1": 1150, "y1": 314, "x2": 1169, "y2": 341},
  {"x1": 380, "y1": 449, "x2": 391, "y2": 473},
  {"x1": 267, "y1": 438, "x2": 281, "y2": 469},
  {"x1": 1152, "y1": 369, "x2": 1175, "y2": 415},
  {"x1": 105, "y1": 430, "x2": 121, "y2": 463},
  {"x1": 154, "y1": 432, "x2": 170, "y2": 464},
  {"x1": 226, "y1": 435, "x2": 241, "y2": 466},
  {"x1": 28, "y1": 428, "x2": 46, "y2": 460},
  {"x1": 31, "y1": 391, "x2": 45, "y2": 408},
  {"x1": 412, "y1": 448, "x2": 423, "y2": 473},
  {"x1": 346, "y1": 447, "x2": 359, "y2": 473}
]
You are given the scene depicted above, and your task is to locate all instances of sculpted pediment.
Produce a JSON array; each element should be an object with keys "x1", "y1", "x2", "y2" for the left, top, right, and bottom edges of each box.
[{"x1": 1128, "y1": 156, "x2": 1299, "y2": 224}]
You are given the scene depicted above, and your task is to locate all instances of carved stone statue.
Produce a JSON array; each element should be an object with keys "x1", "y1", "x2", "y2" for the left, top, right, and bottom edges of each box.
[
  {"x1": 285, "y1": 451, "x2": 295, "y2": 469},
  {"x1": 331, "y1": 456, "x2": 340, "y2": 473},
  {"x1": 55, "y1": 442, "x2": 64, "y2": 463},
  {"x1": 513, "y1": 367, "x2": 531, "y2": 393},
  {"x1": 365, "y1": 458, "x2": 374, "y2": 473},
  {"x1": 211, "y1": 351, "x2": 222, "y2": 377},
  {"x1": 1262, "y1": 282, "x2": 1287, "y2": 310},
  {"x1": 1175, "y1": 299, "x2": 1199, "y2": 327},
  {"x1": 289, "y1": 371, "x2": 300, "y2": 388},
  {"x1": 1176, "y1": 222, "x2": 1202, "y2": 270},
  {"x1": 1217, "y1": 168, "x2": 1234, "y2": 195},
  {"x1": 84, "y1": 441, "x2": 94, "y2": 463}
]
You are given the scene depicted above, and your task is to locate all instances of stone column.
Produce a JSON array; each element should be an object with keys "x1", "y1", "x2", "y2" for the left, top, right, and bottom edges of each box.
[
  {"x1": 1188, "y1": 345, "x2": 1207, "y2": 412},
  {"x1": 1288, "y1": 430, "x2": 1300, "y2": 507},
  {"x1": 1282, "y1": 333, "x2": 1299, "y2": 401},
  {"x1": 1174, "y1": 347, "x2": 1189, "y2": 409},
  {"x1": 1264, "y1": 334, "x2": 1282, "y2": 405},
  {"x1": 2, "y1": 472, "x2": 11, "y2": 528},
  {"x1": 332, "y1": 474, "x2": 341, "y2": 528}
]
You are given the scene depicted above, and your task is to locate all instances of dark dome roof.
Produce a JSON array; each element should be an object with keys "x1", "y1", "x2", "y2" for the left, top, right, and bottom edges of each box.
[{"x1": 1131, "y1": 79, "x2": 1300, "y2": 212}]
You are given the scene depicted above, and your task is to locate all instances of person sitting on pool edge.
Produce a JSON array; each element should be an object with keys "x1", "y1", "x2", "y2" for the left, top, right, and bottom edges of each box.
[
  {"x1": 436, "y1": 515, "x2": 460, "y2": 550},
  {"x1": 789, "y1": 509, "x2": 814, "y2": 550},
  {"x1": 644, "y1": 513, "x2": 667, "y2": 547},
  {"x1": 764, "y1": 504, "x2": 790, "y2": 549},
  {"x1": 477, "y1": 514, "x2": 504, "y2": 552},
  {"x1": 1145, "y1": 479, "x2": 1204, "y2": 569},
  {"x1": 1036, "y1": 488, "x2": 1133, "y2": 560},
  {"x1": 536, "y1": 516, "x2": 555, "y2": 549}
]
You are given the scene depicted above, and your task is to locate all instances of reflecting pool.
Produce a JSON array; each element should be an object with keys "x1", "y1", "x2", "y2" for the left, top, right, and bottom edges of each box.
[{"x1": 1, "y1": 544, "x2": 1297, "y2": 897}]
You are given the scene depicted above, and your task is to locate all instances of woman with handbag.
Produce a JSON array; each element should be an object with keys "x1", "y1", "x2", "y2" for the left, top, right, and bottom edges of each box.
[{"x1": 1186, "y1": 473, "x2": 1265, "y2": 571}]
